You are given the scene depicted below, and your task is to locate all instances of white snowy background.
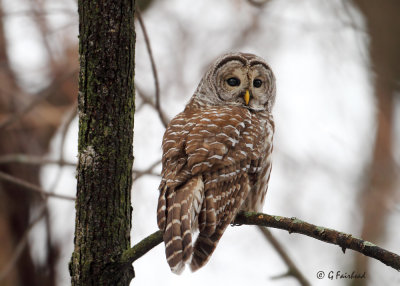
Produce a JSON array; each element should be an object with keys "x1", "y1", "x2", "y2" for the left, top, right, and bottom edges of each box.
[{"x1": 2, "y1": 0, "x2": 400, "y2": 285}]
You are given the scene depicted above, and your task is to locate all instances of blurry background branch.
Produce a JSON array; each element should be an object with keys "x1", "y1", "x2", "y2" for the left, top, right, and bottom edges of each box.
[
  {"x1": 258, "y1": 227, "x2": 310, "y2": 286},
  {"x1": 247, "y1": 0, "x2": 270, "y2": 8},
  {"x1": 0, "y1": 0, "x2": 77, "y2": 283},
  {"x1": 135, "y1": 85, "x2": 169, "y2": 123},
  {"x1": 132, "y1": 159, "x2": 161, "y2": 181},
  {"x1": 0, "y1": 206, "x2": 46, "y2": 282},
  {"x1": 351, "y1": 0, "x2": 400, "y2": 283},
  {"x1": 136, "y1": 8, "x2": 169, "y2": 128},
  {"x1": 0, "y1": 69, "x2": 77, "y2": 130},
  {"x1": 0, "y1": 171, "x2": 75, "y2": 201},
  {"x1": 0, "y1": 154, "x2": 75, "y2": 167}
]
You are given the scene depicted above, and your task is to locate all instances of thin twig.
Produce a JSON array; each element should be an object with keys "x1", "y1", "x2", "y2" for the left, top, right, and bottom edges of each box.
[
  {"x1": 136, "y1": 8, "x2": 169, "y2": 128},
  {"x1": 135, "y1": 100, "x2": 145, "y2": 113},
  {"x1": 258, "y1": 227, "x2": 310, "y2": 286},
  {"x1": 0, "y1": 171, "x2": 75, "y2": 201},
  {"x1": 0, "y1": 8, "x2": 76, "y2": 18},
  {"x1": 30, "y1": 0, "x2": 56, "y2": 67},
  {"x1": 135, "y1": 86, "x2": 169, "y2": 124},
  {"x1": 135, "y1": 86, "x2": 155, "y2": 106},
  {"x1": 121, "y1": 212, "x2": 400, "y2": 272},
  {"x1": 132, "y1": 159, "x2": 161, "y2": 181},
  {"x1": 132, "y1": 170, "x2": 160, "y2": 180},
  {"x1": 0, "y1": 154, "x2": 76, "y2": 167}
]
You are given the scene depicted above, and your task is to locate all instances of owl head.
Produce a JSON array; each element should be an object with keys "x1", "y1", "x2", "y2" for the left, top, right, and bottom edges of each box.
[{"x1": 192, "y1": 52, "x2": 276, "y2": 112}]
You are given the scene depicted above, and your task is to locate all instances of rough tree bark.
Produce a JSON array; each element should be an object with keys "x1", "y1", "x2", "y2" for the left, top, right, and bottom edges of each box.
[{"x1": 70, "y1": 0, "x2": 136, "y2": 285}]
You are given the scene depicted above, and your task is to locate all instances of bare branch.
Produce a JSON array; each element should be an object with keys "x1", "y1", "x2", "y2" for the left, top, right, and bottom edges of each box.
[
  {"x1": 0, "y1": 8, "x2": 76, "y2": 18},
  {"x1": 121, "y1": 212, "x2": 400, "y2": 272},
  {"x1": 132, "y1": 170, "x2": 160, "y2": 180},
  {"x1": 0, "y1": 154, "x2": 76, "y2": 167},
  {"x1": 0, "y1": 171, "x2": 75, "y2": 201},
  {"x1": 236, "y1": 212, "x2": 400, "y2": 270},
  {"x1": 136, "y1": 8, "x2": 169, "y2": 128},
  {"x1": 135, "y1": 86, "x2": 170, "y2": 125},
  {"x1": 135, "y1": 86, "x2": 155, "y2": 106},
  {"x1": 258, "y1": 227, "x2": 310, "y2": 286},
  {"x1": 121, "y1": 230, "x2": 163, "y2": 264},
  {"x1": 132, "y1": 159, "x2": 161, "y2": 181},
  {"x1": 30, "y1": 0, "x2": 57, "y2": 67}
]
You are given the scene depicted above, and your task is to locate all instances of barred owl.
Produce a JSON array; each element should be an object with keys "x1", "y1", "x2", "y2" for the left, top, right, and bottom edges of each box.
[{"x1": 157, "y1": 52, "x2": 276, "y2": 274}]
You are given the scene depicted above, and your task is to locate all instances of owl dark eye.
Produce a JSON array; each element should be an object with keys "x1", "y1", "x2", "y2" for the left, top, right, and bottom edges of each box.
[
  {"x1": 226, "y1": 77, "x2": 241, "y2": 87},
  {"x1": 253, "y1": 79, "x2": 262, "y2": 88}
]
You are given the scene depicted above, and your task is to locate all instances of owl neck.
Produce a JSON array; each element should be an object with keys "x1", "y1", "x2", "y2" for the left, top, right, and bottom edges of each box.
[{"x1": 186, "y1": 93, "x2": 214, "y2": 110}]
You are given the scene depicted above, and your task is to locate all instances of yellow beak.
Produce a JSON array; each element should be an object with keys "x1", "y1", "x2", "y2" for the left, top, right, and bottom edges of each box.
[{"x1": 244, "y1": 90, "x2": 250, "y2": 105}]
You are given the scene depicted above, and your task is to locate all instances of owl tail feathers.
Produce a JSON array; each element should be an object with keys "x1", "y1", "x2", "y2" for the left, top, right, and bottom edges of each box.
[
  {"x1": 156, "y1": 186, "x2": 168, "y2": 231},
  {"x1": 190, "y1": 234, "x2": 215, "y2": 271},
  {"x1": 189, "y1": 228, "x2": 224, "y2": 272},
  {"x1": 159, "y1": 176, "x2": 204, "y2": 274}
]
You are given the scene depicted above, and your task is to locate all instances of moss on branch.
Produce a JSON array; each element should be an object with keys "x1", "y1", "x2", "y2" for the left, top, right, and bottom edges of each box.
[{"x1": 122, "y1": 212, "x2": 400, "y2": 271}]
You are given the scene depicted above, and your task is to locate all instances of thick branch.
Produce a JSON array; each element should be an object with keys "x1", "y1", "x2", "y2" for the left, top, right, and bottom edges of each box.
[
  {"x1": 122, "y1": 212, "x2": 400, "y2": 271},
  {"x1": 121, "y1": 231, "x2": 162, "y2": 264}
]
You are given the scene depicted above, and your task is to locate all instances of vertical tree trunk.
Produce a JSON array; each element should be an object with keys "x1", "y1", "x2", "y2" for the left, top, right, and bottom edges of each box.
[
  {"x1": 70, "y1": 0, "x2": 136, "y2": 285},
  {"x1": 352, "y1": 1, "x2": 400, "y2": 285}
]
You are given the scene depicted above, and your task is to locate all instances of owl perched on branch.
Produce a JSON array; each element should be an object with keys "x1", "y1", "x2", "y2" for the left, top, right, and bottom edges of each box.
[{"x1": 157, "y1": 52, "x2": 276, "y2": 273}]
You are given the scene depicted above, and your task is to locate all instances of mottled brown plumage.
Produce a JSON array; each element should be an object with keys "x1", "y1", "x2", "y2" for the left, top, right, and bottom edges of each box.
[{"x1": 157, "y1": 52, "x2": 276, "y2": 273}]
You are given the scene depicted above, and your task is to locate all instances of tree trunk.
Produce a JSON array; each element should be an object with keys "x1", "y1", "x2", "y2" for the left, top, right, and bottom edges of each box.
[
  {"x1": 351, "y1": 1, "x2": 400, "y2": 285},
  {"x1": 70, "y1": 0, "x2": 136, "y2": 285}
]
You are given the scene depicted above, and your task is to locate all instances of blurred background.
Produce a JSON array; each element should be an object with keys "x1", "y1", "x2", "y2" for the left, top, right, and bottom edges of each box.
[{"x1": 0, "y1": 0, "x2": 399, "y2": 285}]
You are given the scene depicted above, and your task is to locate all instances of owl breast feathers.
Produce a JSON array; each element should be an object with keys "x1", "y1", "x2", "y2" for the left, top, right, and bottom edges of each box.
[{"x1": 157, "y1": 52, "x2": 276, "y2": 274}]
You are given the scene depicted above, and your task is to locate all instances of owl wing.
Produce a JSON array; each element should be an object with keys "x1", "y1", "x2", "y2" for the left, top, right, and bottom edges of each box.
[
  {"x1": 157, "y1": 111, "x2": 202, "y2": 274},
  {"x1": 157, "y1": 106, "x2": 271, "y2": 273}
]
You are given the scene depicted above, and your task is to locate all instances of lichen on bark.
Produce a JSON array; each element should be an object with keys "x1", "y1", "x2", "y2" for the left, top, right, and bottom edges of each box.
[{"x1": 70, "y1": 0, "x2": 136, "y2": 285}]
